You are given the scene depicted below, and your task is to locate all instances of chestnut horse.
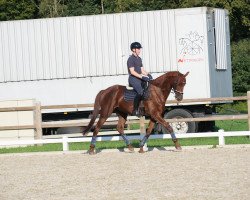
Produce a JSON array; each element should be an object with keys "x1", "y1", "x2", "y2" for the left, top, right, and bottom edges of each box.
[{"x1": 83, "y1": 71, "x2": 189, "y2": 154}]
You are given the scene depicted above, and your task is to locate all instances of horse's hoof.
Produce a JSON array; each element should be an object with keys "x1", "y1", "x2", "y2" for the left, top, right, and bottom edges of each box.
[
  {"x1": 175, "y1": 146, "x2": 182, "y2": 151},
  {"x1": 173, "y1": 140, "x2": 182, "y2": 151},
  {"x1": 127, "y1": 144, "x2": 134, "y2": 152},
  {"x1": 89, "y1": 150, "x2": 96, "y2": 155},
  {"x1": 138, "y1": 147, "x2": 145, "y2": 153},
  {"x1": 88, "y1": 145, "x2": 96, "y2": 155}
]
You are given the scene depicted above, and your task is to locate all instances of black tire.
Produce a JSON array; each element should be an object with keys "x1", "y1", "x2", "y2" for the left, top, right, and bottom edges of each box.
[{"x1": 159, "y1": 109, "x2": 197, "y2": 134}]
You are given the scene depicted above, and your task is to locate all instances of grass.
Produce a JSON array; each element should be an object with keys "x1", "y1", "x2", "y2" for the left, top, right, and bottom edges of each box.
[
  {"x1": 0, "y1": 135, "x2": 249, "y2": 154},
  {"x1": 215, "y1": 120, "x2": 248, "y2": 131},
  {"x1": 216, "y1": 101, "x2": 247, "y2": 114},
  {"x1": 0, "y1": 143, "x2": 63, "y2": 154},
  {"x1": 129, "y1": 119, "x2": 249, "y2": 132}
]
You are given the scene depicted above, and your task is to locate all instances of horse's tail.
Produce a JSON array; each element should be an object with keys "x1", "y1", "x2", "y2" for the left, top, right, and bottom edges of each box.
[{"x1": 82, "y1": 91, "x2": 102, "y2": 135}]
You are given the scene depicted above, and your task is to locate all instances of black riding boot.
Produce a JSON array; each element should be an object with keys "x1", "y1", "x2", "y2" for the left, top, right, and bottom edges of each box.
[{"x1": 132, "y1": 94, "x2": 142, "y2": 116}]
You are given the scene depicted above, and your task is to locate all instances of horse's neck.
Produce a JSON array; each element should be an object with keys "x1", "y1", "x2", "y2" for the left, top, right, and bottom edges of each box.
[
  {"x1": 151, "y1": 74, "x2": 173, "y2": 101},
  {"x1": 153, "y1": 74, "x2": 173, "y2": 92}
]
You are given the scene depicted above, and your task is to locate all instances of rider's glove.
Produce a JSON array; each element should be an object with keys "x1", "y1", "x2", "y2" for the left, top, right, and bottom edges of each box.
[
  {"x1": 148, "y1": 74, "x2": 153, "y2": 80},
  {"x1": 141, "y1": 76, "x2": 150, "y2": 82}
]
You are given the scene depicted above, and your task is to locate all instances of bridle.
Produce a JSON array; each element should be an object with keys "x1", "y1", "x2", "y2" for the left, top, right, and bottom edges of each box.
[{"x1": 171, "y1": 76, "x2": 184, "y2": 95}]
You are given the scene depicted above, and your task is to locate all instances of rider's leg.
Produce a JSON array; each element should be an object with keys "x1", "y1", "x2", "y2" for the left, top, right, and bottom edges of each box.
[
  {"x1": 132, "y1": 94, "x2": 142, "y2": 116},
  {"x1": 129, "y1": 77, "x2": 143, "y2": 116}
]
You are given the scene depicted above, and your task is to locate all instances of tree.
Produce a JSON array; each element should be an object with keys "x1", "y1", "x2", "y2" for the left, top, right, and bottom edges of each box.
[
  {"x1": 101, "y1": 0, "x2": 142, "y2": 13},
  {"x1": 65, "y1": 0, "x2": 100, "y2": 16},
  {"x1": 38, "y1": 0, "x2": 67, "y2": 18},
  {"x1": 0, "y1": 0, "x2": 37, "y2": 21},
  {"x1": 141, "y1": 0, "x2": 180, "y2": 10},
  {"x1": 231, "y1": 39, "x2": 250, "y2": 95}
]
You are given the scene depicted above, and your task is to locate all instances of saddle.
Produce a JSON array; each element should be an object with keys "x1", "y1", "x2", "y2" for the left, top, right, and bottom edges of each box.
[
  {"x1": 124, "y1": 82, "x2": 150, "y2": 102},
  {"x1": 124, "y1": 82, "x2": 150, "y2": 116}
]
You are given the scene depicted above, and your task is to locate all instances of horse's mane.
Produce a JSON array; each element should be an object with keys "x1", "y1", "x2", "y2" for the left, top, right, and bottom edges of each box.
[
  {"x1": 151, "y1": 71, "x2": 181, "y2": 86},
  {"x1": 157, "y1": 71, "x2": 181, "y2": 79}
]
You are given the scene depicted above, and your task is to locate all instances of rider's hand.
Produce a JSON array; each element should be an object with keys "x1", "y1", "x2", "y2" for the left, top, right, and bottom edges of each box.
[
  {"x1": 141, "y1": 76, "x2": 150, "y2": 82},
  {"x1": 148, "y1": 73, "x2": 153, "y2": 80}
]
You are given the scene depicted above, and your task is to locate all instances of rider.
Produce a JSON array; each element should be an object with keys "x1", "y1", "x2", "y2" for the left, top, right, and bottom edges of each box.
[{"x1": 127, "y1": 42, "x2": 153, "y2": 116}]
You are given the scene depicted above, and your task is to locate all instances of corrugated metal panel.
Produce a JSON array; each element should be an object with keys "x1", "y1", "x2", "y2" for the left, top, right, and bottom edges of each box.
[
  {"x1": 0, "y1": 24, "x2": 4, "y2": 82},
  {"x1": 0, "y1": 9, "x2": 204, "y2": 83},
  {"x1": 166, "y1": 10, "x2": 177, "y2": 71},
  {"x1": 214, "y1": 9, "x2": 228, "y2": 70}
]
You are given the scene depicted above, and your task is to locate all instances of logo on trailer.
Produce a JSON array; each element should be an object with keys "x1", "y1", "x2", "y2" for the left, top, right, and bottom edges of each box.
[{"x1": 178, "y1": 31, "x2": 204, "y2": 63}]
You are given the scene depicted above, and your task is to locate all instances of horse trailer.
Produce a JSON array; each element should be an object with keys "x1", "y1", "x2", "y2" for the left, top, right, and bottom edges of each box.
[{"x1": 0, "y1": 7, "x2": 232, "y2": 134}]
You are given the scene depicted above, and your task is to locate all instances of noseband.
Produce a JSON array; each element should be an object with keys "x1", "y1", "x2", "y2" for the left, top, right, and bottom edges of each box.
[
  {"x1": 172, "y1": 89, "x2": 183, "y2": 95},
  {"x1": 171, "y1": 76, "x2": 184, "y2": 95}
]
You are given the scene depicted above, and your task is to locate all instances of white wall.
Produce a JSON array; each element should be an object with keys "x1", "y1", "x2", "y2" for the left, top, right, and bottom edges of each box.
[{"x1": 0, "y1": 99, "x2": 35, "y2": 145}]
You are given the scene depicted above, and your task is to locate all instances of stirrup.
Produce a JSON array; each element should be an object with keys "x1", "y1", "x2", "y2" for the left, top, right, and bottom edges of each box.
[
  {"x1": 132, "y1": 109, "x2": 140, "y2": 117},
  {"x1": 132, "y1": 109, "x2": 143, "y2": 117}
]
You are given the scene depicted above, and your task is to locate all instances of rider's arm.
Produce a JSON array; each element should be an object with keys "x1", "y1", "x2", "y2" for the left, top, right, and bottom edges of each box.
[
  {"x1": 141, "y1": 67, "x2": 149, "y2": 76},
  {"x1": 129, "y1": 67, "x2": 143, "y2": 79}
]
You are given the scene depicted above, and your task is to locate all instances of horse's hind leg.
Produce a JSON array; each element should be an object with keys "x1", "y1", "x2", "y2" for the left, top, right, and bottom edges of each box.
[
  {"x1": 89, "y1": 116, "x2": 108, "y2": 155},
  {"x1": 116, "y1": 112, "x2": 134, "y2": 152}
]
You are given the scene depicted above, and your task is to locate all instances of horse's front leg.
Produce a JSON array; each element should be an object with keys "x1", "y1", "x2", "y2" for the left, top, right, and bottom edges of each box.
[
  {"x1": 139, "y1": 119, "x2": 155, "y2": 153},
  {"x1": 152, "y1": 115, "x2": 182, "y2": 150}
]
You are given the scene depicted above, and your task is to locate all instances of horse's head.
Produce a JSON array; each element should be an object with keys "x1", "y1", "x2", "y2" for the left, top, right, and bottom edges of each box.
[{"x1": 172, "y1": 72, "x2": 189, "y2": 101}]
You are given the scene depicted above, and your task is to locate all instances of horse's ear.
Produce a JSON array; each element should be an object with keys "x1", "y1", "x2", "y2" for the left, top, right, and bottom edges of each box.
[{"x1": 184, "y1": 72, "x2": 189, "y2": 77}]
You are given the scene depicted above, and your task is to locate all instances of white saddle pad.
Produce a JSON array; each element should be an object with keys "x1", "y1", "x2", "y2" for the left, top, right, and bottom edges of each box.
[{"x1": 126, "y1": 85, "x2": 134, "y2": 90}]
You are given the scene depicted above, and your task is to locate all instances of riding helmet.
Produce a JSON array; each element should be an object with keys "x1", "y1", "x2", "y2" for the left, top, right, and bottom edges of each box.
[{"x1": 130, "y1": 42, "x2": 142, "y2": 50}]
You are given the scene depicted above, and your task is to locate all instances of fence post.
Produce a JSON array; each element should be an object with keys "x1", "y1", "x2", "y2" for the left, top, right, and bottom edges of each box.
[
  {"x1": 248, "y1": 91, "x2": 250, "y2": 131},
  {"x1": 218, "y1": 129, "x2": 225, "y2": 145},
  {"x1": 247, "y1": 91, "x2": 250, "y2": 139},
  {"x1": 127, "y1": 119, "x2": 131, "y2": 130},
  {"x1": 34, "y1": 101, "x2": 42, "y2": 140},
  {"x1": 140, "y1": 116, "x2": 147, "y2": 149},
  {"x1": 63, "y1": 136, "x2": 69, "y2": 151}
]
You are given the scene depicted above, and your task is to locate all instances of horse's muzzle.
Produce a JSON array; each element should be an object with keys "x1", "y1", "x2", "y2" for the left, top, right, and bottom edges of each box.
[{"x1": 175, "y1": 93, "x2": 183, "y2": 101}]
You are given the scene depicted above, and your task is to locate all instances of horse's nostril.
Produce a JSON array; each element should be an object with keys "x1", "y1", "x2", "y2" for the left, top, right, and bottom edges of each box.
[{"x1": 176, "y1": 95, "x2": 183, "y2": 101}]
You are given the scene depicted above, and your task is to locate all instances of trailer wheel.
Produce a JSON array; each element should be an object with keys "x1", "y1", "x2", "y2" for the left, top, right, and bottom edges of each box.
[{"x1": 161, "y1": 109, "x2": 197, "y2": 134}]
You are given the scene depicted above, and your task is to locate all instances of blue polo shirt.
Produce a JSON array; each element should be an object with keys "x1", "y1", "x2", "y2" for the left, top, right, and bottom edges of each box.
[{"x1": 127, "y1": 54, "x2": 143, "y2": 75}]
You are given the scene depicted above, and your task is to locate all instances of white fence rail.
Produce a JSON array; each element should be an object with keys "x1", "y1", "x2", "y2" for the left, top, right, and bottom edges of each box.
[{"x1": 0, "y1": 130, "x2": 249, "y2": 152}]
